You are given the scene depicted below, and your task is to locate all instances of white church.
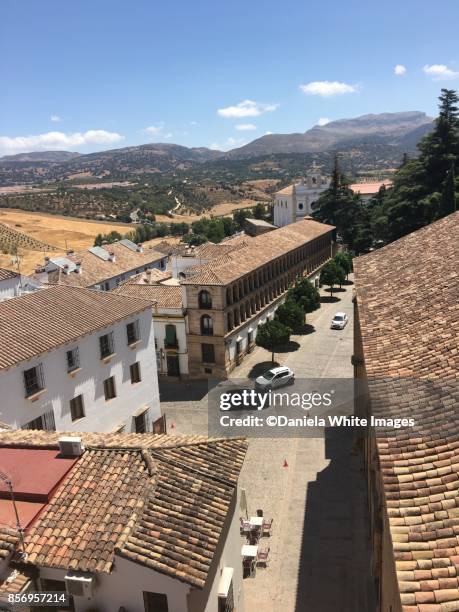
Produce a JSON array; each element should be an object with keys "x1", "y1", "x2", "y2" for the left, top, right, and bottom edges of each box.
[{"x1": 273, "y1": 166, "x2": 330, "y2": 227}]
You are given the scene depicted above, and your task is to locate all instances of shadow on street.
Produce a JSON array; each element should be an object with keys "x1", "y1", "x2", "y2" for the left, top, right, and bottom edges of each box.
[{"x1": 294, "y1": 426, "x2": 377, "y2": 611}]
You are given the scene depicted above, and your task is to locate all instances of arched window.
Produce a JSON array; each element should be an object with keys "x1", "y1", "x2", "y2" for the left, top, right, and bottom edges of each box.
[
  {"x1": 200, "y1": 315, "x2": 213, "y2": 336},
  {"x1": 199, "y1": 290, "x2": 212, "y2": 309},
  {"x1": 226, "y1": 287, "x2": 232, "y2": 306},
  {"x1": 233, "y1": 285, "x2": 238, "y2": 303},
  {"x1": 227, "y1": 311, "x2": 233, "y2": 331}
]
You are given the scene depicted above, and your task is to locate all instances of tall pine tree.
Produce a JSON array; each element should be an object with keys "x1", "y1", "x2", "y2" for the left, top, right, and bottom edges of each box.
[{"x1": 383, "y1": 89, "x2": 459, "y2": 240}]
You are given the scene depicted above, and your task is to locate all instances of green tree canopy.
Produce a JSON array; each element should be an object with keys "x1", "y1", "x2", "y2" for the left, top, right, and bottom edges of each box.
[
  {"x1": 333, "y1": 252, "x2": 353, "y2": 279},
  {"x1": 275, "y1": 300, "x2": 304, "y2": 331},
  {"x1": 287, "y1": 277, "x2": 320, "y2": 317},
  {"x1": 382, "y1": 89, "x2": 459, "y2": 241},
  {"x1": 255, "y1": 320, "x2": 291, "y2": 363},
  {"x1": 320, "y1": 261, "x2": 343, "y2": 297}
]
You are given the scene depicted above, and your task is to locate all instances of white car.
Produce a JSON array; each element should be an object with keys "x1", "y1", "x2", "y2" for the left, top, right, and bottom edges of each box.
[
  {"x1": 255, "y1": 366, "x2": 295, "y2": 390},
  {"x1": 331, "y1": 312, "x2": 348, "y2": 330}
]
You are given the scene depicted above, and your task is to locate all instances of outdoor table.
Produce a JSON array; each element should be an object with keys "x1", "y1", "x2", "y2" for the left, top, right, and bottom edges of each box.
[
  {"x1": 249, "y1": 516, "x2": 264, "y2": 527},
  {"x1": 241, "y1": 544, "x2": 258, "y2": 558}
]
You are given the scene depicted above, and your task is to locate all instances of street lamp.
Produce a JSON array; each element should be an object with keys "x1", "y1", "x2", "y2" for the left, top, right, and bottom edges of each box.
[{"x1": 0, "y1": 470, "x2": 25, "y2": 553}]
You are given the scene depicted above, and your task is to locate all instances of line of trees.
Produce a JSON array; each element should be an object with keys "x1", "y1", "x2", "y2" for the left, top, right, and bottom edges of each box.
[
  {"x1": 255, "y1": 277, "x2": 321, "y2": 361},
  {"x1": 313, "y1": 89, "x2": 458, "y2": 251}
]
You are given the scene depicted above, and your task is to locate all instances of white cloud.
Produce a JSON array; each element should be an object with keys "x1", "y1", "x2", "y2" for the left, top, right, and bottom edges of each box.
[
  {"x1": 299, "y1": 81, "x2": 358, "y2": 97},
  {"x1": 144, "y1": 123, "x2": 174, "y2": 140},
  {"x1": 189, "y1": 121, "x2": 198, "y2": 126},
  {"x1": 217, "y1": 100, "x2": 279, "y2": 118},
  {"x1": 235, "y1": 123, "x2": 257, "y2": 131},
  {"x1": 209, "y1": 136, "x2": 248, "y2": 151},
  {"x1": 50, "y1": 114, "x2": 62, "y2": 122},
  {"x1": 394, "y1": 64, "x2": 407, "y2": 76},
  {"x1": 0, "y1": 130, "x2": 124, "y2": 155},
  {"x1": 423, "y1": 64, "x2": 459, "y2": 80},
  {"x1": 265, "y1": 131, "x2": 273, "y2": 135},
  {"x1": 145, "y1": 124, "x2": 164, "y2": 136},
  {"x1": 317, "y1": 117, "x2": 330, "y2": 126}
]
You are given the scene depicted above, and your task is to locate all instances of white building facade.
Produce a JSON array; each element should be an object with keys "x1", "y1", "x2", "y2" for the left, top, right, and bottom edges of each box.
[
  {"x1": 273, "y1": 168, "x2": 330, "y2": 227},
  {"x1": 0, "y1": 287, "x2": 162, "y2": 434}
]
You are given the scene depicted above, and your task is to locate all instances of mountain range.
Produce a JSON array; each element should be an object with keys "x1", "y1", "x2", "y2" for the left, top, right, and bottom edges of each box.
[{"x1": 0, "y1": 111, "x2": 434, "y2": 185}]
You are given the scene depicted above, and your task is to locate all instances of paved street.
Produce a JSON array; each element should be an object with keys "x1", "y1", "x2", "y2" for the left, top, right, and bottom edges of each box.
[{"x1": 160, "y1": 278, "x2": 376, "y2": 612}]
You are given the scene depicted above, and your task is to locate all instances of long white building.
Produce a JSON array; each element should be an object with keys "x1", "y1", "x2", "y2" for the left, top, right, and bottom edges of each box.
[{"x1": 0, "y1": 285, "x2": 162, "y2": 433}]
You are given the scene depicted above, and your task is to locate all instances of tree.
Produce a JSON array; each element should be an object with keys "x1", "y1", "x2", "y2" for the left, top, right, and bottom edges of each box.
[
  {"x1": 255, "y1": 320, "x2": 291, "y2": 363},
  {"x1": 287, "y1": 277, "x2": 320, "y2": 318},
  {"x1": 275, "y1": 300, "x2": 304, "y2": 331},
  {"x1": 233, "y1": 208, "x2": 252, "y2": 230},
  {"x1": 320, "y1": 261, "x2": 342, "y2": 297},
  {"x1": 333, "y1": 252, "x2": 353, "y2": 280},
  {"x1": 253, "y1": 203, "x2": 266, "y2": 219},
  {"x1": 383, "y1": 89, "x2": 459, "y2": 240},
  {"x1": 438, "y1": 162, "x2": 456, "y2": 218}
]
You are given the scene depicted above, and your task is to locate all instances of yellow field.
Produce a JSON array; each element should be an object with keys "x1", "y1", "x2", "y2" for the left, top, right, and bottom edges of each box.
[{"x1": 0, "y1": 209, "x2": 130, "y2": 274}]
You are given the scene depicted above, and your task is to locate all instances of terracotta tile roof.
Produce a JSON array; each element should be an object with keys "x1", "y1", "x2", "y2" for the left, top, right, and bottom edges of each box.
[
  {"x1": 0, "y1": 567, "x2": 32, "y2": 596},
  {"x1": 0, "y1": 268, "x2": 19, "y2": 281},
  {"x1": 0, "y1": 430, "x2": 214, "y2": 449},
  {"x1": 155, "y1": 239, "x2": 249, "y2": 260},
  {"x1": 349, "y1": 180, "x2": 392, "y2": 195},
  {"x1": 0, "y1": 431, "x2": 247, "y2": 588},
  {"x1": 354, "y1": 212, "x2": 459, "y2": 611},
  {"x1": 181, "y1": 219, "x2": 334, "y2": 286},
  {"x1": 0, "y1": 285, "x2": 152, "y2": 371},
  {"x1": 44, "y1": 241, "x2": 166, "y2": 288},
  {"x1": 113, "y1": 283, "x2": 183, "y2": 309},
  {"x1": 0, "y1": 527, "x2": 19, "y2": 560}
]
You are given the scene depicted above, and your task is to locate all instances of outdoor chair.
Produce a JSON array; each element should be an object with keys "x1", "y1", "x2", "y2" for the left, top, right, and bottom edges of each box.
[
  {"x1": 247, "y1": 529, "x2": 259, "y2": 545},
  {"x1": 262, "y1": 518, "x2": 273, "y2": 536},
  {"x1": 257, "y1": 547, "x2": 270, "y2": 567},
  {"x1": 243, "y1": 557, "x2": 256, "y2": 578}
]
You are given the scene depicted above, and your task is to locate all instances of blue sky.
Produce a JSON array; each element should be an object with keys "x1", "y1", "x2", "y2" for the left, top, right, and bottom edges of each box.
[{"x1": 1, "y1": 0, "x2": 459, "y2": 155}]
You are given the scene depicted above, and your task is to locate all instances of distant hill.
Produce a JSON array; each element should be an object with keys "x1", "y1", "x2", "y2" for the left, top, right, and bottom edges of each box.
[
  {"x1": 227, "y1": 112, "x2": 434, "y2": 157},
  {"x1": 0, "y1": 150, "x2": 81, "y2": 162},
  {"x1": 0, "y1": 112, "x2": 434, "y2": 187}
]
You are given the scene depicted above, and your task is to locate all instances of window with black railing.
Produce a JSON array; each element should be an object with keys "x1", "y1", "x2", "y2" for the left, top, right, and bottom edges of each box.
[
  {"x1": 164, "y1": 324, "x2": 178, "y2": 349},
  {"x1": 198, "y1": 290, "x2": 212, "y2": 309},
  {"x1": 126, "y1": 320, "x2": 140, "y2": 345},
  {"x1": 23, "y1": 363, "x2": 45, "y2": 397},
  {"x1": 66, "y1": 347, "x2": 80, "y2": 372},
  {"x1": 200, "y1": 315, "x2": 213, "y2": 336},
  {"x1": 99, "y1": 332, "x2": 115, "y2": 359}
]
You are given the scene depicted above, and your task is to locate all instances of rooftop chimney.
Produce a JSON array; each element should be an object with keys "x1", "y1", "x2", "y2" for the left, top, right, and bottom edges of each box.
[
  {"x1": 63, "y1": 264, "x2": 70, "y2": 275},
  {"x1": 136, "y1": 243, "x2": 144, "y2": 253},
  {"x1": 108, "y1": 252, "x2": 116, "y2": 263},
  {"x1": 67, "y1": 249, "x2": 74, "y2": 256},
  {"x1": 75, "y1": 261, "x2": 82, "y2": 274}
]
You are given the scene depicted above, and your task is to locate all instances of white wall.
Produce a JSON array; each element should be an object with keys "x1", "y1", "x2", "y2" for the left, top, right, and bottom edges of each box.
[
  {"x1": 172, "y1": 255, "x2": 211, "y2": 279},
  {"x1": 0, "y1": 276, "x2": 21, "y2": 301},
  {"x1": 227, "y1": 300, "x2": 280, "y2": 363},
  {"x1": 0, "y1": 309, "x2": 161, "y2": 433},
  {"x1": 153, "y1": 310, "x2": 189, "y2": 375},
  {"x1": 35, "y1": 491, "x2": 244, "y2": 612}
]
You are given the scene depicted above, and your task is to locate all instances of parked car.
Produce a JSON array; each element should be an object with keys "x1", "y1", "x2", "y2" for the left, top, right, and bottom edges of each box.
[
  {"x1": 331, "y1": 312, "x2": 348, "y2": 330},
  {"x1": 255, "y1": 366, "x2": 295, "y2": 390}
]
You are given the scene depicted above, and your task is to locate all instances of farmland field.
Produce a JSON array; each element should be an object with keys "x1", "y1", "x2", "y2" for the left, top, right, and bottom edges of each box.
[{"x1": 0, "y1": 209, "x2": 131, "y2": 274}]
